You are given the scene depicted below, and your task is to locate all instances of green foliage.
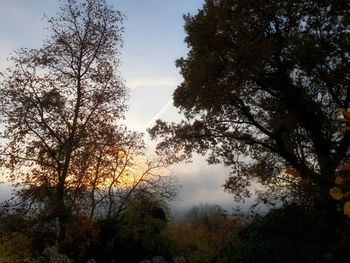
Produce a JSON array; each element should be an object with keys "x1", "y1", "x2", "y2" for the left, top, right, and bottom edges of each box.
[
  {"x1": 149, "y1": 0, "x2": 350, "y2": 205},
  {"x1": 116, "y1": 194, "x2": 172, "y2": 259},
  {"x1": 86, "y1": 194, "x2": 173, "y2": 262}
]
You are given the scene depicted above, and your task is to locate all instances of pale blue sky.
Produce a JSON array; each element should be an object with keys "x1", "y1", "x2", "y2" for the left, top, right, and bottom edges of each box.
[
  {"x1": 0, "y1": 0, "x2": 246, "y2": 213},
  {"x1": 117, "y1": 0, "x2": 204, "y2": 131}
]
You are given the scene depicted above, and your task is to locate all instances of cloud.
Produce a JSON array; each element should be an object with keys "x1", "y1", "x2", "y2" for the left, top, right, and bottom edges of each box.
[
  {"x1": 168, "y1": 155, "x2": 240, "y2": 212},
  {"x1": 169, "y1": 154, "x2": 270, "y2": 215}
]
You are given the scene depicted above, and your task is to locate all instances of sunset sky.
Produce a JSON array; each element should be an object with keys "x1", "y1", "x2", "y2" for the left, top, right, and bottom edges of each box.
[{"x1": 0, "y1": 0, "x2": 249, "y2": 213}]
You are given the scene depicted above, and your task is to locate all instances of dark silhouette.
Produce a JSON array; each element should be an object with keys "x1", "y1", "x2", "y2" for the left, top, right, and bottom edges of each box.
[{"x1": 149, "y1": 0, "x2": 350, "y2": 207}]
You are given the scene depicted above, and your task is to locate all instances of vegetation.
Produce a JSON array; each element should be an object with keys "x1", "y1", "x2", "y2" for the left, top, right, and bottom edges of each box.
[
  {"x1": 0, "y1": 0, "x2": 126, "y2": 243},
  {"x1": 148, "y1": 0, "x2": 350, "y2": 261},
  {"x1": 149, "y1": 0, "x2": 350, "y2": 207},
  {"x1": 0, "y1": 0, "x2": 176, "y2": 261},
  {"x1": 167, "y1": 204, "x2": 245, "y2": 263},
  {"x1": 0, "y1": 0, "x2": 349, "y2": 262},
  {"x1": 219, "y1": 204, "x2": 350, "y2": 263}
]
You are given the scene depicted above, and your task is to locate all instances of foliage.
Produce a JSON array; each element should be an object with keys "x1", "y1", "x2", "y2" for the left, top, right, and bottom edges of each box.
[
  {"x1": 149, "y1": 0, "x2": 350, "y2": 205},
  {"x1": 0, "y1": 192, "x2": 177, "y2": 262},
  {"x1": 117, "y1": 194, "x2": 172, "y2": 260},
  {"x1": 182, "y1": 203, "x2": 228, "y2": 230},
  {"x1": 0, "y1": 0, "x2": 125, "y2": 246},
  {"x1": 165, "y1": 204, "x2": 246, "y2": 263},
  {"x1": 87, "y1": 194, "x2": 173, "y2": 262},
  {"x1": 0, "y1": 232, "x2": 35, "y2": 262},
  {"x1": 329, "y1": 163, "x2": 350, "y2": 218},
  {"x1": 36, "y1": 246, "x2": 72, "y2": 263},
  {"x1": 0, "y1": 0, "x2": 177, "y2": 256},
  {"x1": 326, "y1": 111, "x2": 350, "y2": 219},
  {"x1": 219, "y1": 204, "x2": 350, "y2": 263}
]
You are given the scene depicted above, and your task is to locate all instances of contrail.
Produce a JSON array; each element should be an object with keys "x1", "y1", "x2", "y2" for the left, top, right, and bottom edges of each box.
[{"x1": 143, "y1": 99, "x2": 172, "y2": 131}]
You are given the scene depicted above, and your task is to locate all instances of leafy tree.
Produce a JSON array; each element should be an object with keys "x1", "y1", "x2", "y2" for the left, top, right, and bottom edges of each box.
[
  {"x1": 184, "y1": 203, "x2": 227, "y2": 230},
  {"x1": 0, "y1": 0, "x2": 177, "y2": 257},
  {"x1": 117, "y1": 194, "x2": 171, "y2": 260},
  {"x1": 150, "y1": 0, "x2": 350, "y2": 206},
  {"x1": 89, "y1": 193, "x2": 173, "y2": 262},
  {"x1": 0, "y1": 0, "x2": 145, "y2": 250}
]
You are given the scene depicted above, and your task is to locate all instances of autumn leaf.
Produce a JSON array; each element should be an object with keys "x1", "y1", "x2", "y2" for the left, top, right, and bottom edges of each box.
[{"x1": 330, "y1": 187, "x2": 344, "y2": 200}]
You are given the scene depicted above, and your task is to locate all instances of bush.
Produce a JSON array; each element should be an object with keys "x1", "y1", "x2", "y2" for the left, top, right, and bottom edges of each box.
[{"x1": 219, "y1": 204, "x2": 350, "y2": 263}]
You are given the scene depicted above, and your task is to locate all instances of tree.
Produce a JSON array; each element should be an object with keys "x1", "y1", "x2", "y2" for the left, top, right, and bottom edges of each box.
[
  {"x1": 149, "y1": 0, "x2": 350, "y2": 206},
  {"x1": 89, "y1": 193, "x2": 173, "y2": 262},
  {"x1": 184, "y1": 203, "x2": 227, "y2": 230},
  {"x1": 166, "y1": 204, "x2": 244, "y2": 263},
  {"x1": 66, "y1": 131, "x2": 177, "y2": 223},
  {"x1": 116, "y1": 193, "x2": 172, "y2": 261},
  {"x1": 0, "y1": 0, "x2": 177, "y2": 249},
  {"x1": 0, "y1": 0, "x2": 145, "y2": 250},
  {"x1": 218, "y1": 204, "x2": 350, "y2": 262}
]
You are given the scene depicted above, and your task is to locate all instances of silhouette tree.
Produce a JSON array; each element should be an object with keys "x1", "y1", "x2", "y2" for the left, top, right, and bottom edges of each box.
[
  {"x1": 0, "y1": 0, "x2": 141, "y2": 248},
  {"x1": 149, "y1": 0, "x2": 350, "y2": 206}
]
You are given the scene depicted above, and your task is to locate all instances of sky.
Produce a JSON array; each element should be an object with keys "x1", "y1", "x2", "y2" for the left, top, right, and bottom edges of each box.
[{"x1": 0, "y1": 0, "x2": 249, "y2": 213}]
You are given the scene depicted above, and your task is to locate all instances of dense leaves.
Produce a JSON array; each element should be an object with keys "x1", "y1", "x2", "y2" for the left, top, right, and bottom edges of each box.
[{"x1": 150, "y1": 0, "x2": 350, "y2": 204}]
